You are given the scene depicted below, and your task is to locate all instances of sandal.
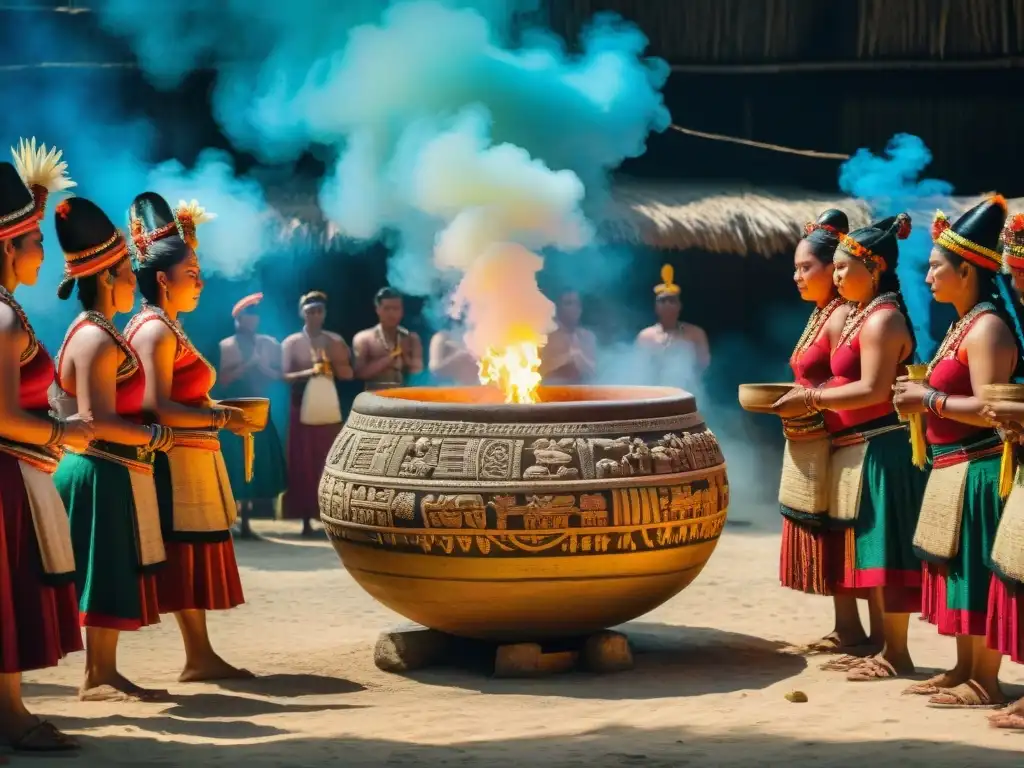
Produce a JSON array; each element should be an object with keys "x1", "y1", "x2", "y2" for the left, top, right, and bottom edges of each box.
[
  {"x1": 10, "y1": 720, "x2": 79, "y2": 752},
  {"x1": 821, "y1": 653, "x2": 872, "y2": 672},
  {"x1": 902, "y1": 673, "x2": 961, "y2": 696},
  {"x1": 927, "y1": 681, "x2": 1006, "y2": 710},
  {"x1": 846, "y1": 656, "x2": 903, "y2": 682}
]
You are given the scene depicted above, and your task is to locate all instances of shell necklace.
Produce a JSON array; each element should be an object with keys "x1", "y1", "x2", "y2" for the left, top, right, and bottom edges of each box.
[
  {"x1": 926, "y1": 301, "x2": 995, "y2": 378},
  {"x1": 838, "y1": 291, "x2": 900, "y2": 348},
  {"x1": 792, "y1": 296, "x2": 845, "y2": 361}
]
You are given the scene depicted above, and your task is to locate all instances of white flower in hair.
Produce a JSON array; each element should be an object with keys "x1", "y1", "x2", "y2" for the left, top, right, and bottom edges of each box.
[
  {"x1": 177, "y1": 199, "x2": 217, "y2": 227},
  {"x1": 11, "y1": 136, "x2": 76, "y2": 193}
]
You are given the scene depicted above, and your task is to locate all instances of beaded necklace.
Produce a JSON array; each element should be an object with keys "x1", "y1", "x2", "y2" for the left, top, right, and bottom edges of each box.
[
  {"x1": 0, "y1": 284, "x2": 39, "y2": 364},
  {"x1": 925, "y1": 301, "x2": 995, "y2": 379},
  {"x1": 837, "y1": 291, "x2": 900, "y2": 348},
  {"x1": 791, "y1": 296, "x2": 845, "y2": 362}
]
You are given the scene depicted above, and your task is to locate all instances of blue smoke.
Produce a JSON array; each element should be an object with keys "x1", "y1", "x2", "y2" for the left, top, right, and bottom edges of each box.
[
  {"x1": 1, "y1": 13, "x2": 281, "y2": 350},
  {"x1": 838, "y1": 134, "x2": 955, "y2": 362},
  {"x1": 90, "y1": 0, "x2": 671, "y2": 303}
]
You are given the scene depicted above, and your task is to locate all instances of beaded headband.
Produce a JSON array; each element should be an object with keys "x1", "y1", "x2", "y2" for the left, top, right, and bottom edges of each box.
[
  {"x1": 931, "y1": 195, "x2": 1007, "y2": 273},
  {"x1": 0, "y1": 138, "x2": 76, "y2": 240},
  {"x1": 300, "y1": 290, "x2": 327, "y2": 308},
  {"x1": 837, "y1": 232, "x2": 888, "y2": 273}
]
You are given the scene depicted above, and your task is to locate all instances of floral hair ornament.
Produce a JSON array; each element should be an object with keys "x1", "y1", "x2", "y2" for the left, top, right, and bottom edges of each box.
[
  {"x1": 1001, "y1": 213, "x2": 1024, "y2": 271},
  {"x1": 837, "y1": 233, "x2": 888, "y2": 273},
  {"x1": 175, "y1": 199, "x2": 216, "y2": 250},
  {"x1": 803, "y1": 221, "x2": 839, "y2": 238}
]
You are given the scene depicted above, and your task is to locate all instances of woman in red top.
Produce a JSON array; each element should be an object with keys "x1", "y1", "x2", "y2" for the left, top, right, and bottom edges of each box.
[
  {"x1": 978, "y1": 214, "x2": 1024, "y2": 729},
  {"x1": 51, "y1": 197, "x2": 176, "y2": 703},
  {"x1": 776, "y1": 214, "x2": 928, "y2": 682},
  {"x1": 777, "y1": 209, "x2": 880, "y2": 656},
  {"x1": 124, "y1": 192, "x2": 251, "y2": 682},
  {"x1": 0, "y1": 146, "x2": 91, "y2": 751},
  {"x1": 893, "y1": 196, "x2": 1018, "y2": 708}
]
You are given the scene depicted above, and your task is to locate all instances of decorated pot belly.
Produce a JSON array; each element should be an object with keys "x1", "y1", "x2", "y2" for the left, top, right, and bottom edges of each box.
[{"x1": 318, "y1": 385, "x2": 729, "y2": 641}]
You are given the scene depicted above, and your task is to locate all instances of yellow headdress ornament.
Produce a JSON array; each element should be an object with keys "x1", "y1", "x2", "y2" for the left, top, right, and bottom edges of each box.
[{"x1": 654, "y1": 264, "x2": 681, "y2": 297}]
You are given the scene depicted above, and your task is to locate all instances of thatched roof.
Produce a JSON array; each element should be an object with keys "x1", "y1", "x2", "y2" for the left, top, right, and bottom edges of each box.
[
  {"x1": 264, "y1": 179, "x2": 1024, "y2": 258},
  {"x1": 601, "y1": 181, "x2": 873, "y2": 256}
]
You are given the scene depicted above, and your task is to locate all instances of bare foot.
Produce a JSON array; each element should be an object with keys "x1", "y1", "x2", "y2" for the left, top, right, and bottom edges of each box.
[
  {"x1": 804, "y1": 632, "x2": 878, "y2": 656},
  {"x1": 903, "y1": 670, "x2": 968, "y2": 696},
  {"x1": 179, "y1": 655, "x2": 255, "y2": 683}
]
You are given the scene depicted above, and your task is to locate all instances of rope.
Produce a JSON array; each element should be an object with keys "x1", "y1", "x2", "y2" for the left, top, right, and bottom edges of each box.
[{"x1": 669, "y1": 124, "x2": 851, "y2": 160}]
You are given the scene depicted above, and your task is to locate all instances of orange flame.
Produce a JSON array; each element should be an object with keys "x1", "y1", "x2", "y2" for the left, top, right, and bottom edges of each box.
[{"x1": 478, "y1": 342, "x2": 542, "y2": 404}]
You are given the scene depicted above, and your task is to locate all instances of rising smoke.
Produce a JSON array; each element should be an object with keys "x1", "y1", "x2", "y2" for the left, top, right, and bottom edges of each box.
[
  {"x1": 838, "y1": 133, "x2": 955, "y2": 361},
  {"x1": 88, "y1": 0, "x2": 671, "y2": 359}
]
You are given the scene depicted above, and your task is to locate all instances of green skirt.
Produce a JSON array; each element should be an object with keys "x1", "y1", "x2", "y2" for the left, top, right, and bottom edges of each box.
[
  {"x1": 921, "y1": 440, "x2": 1003, "y2": 636},
  {"x1": 220, "y1": 419, "x2": 287, "y2": 501},
  {"x1": 847, "y1": 427, "x2": 929, "y2": 591},
  {"x1": 53, "y1": 453, "x2": 161, "y2": 630}
]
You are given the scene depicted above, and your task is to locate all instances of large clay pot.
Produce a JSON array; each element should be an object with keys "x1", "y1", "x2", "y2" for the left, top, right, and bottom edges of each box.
[{"x1": 318, "y1": 385, "x2": 728, "y2": 641}]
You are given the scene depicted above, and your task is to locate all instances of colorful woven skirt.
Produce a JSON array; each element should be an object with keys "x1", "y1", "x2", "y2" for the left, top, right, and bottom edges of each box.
[
  {"x1": 283, "y1": 404, "x2": 341, "y2": 521},
  {"x1": 0, "y1": 452, "x2": 82, "y2": 672},
  {"x1": 220, "y1": 418, "x2": 287, "y2": 502},
  {"x1": 779, "y1": 519, "x2": 860, "y2": 597},
  {"x1": 152, "y1": 452, "x2": 245, "y2": 613},
  {"x1": 840, "y1": 427, "x2": 928, "y2": 611},
  {"x1": 919, "y1": 444, "x2": 1002, "y2": 637},
  {"x1": 987, "y1": 575, "x2": 1024, "y2": 663},
  {"x1": 54, "y1": 452, "x2": 162, "y2": 631}
]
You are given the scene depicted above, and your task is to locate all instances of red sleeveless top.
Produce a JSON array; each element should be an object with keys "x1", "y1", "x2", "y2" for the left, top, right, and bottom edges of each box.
[
  {"x1": 0, "y1": 288, "x2": 54, "y2": 412},
  {"x1": 823, "y1": 298, "x2": 906, "y2": 433},
  {"x1": 124, "y1": 308, "x2": 215, "y2": 407},
  {"x1": 21, "y1": 343, "x2": 55, "y2": 412},
  {"x1": 790, "y1": 298, "x2": 845, "y2": 388},
  {"x1": 926, "y1": 306, "x2": 999, "y2": 446},
  {"x1": 56, "y1": 314, "x2": 146, "y2": 419}
]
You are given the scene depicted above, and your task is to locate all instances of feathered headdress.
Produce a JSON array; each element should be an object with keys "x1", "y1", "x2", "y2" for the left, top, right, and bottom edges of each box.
[
  {"x1": 11, "y1": 137, "x2": 76, "y2": 218},
  {"x1": 175, "y1": 198, "x2": 216, "y2": 250}
]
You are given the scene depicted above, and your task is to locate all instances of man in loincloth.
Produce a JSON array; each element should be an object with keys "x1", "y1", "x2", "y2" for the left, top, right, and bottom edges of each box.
[
  {"x1": 217, "y1": 293, "x2": 288, "y2": 539},
  {"x1": 353, "y1": 287, "x2": 423, "y2": 391},
  {"x1": 281, "y1": 291, "x2": 353, "y2": 536}
]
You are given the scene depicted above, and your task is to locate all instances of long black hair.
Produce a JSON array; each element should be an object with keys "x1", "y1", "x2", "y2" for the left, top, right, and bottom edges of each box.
[
  {"x1": 129, "y1": 192, "x2": 193, "y2": 305},
  {"x1": 840, "y1": 213, "x2": 916, "y2": 355}
]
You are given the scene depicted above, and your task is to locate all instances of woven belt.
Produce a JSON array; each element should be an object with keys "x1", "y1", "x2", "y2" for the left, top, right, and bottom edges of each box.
[
  {"x1": 79, "y1": 440, "x2": 155, "y2": 473},
  {"x1": 831, "y1": 421, "x2": 906, "y2": 449},
  {"x1": 170, "y1": 429, "x2": 220, "y2": 451},
  {"x1": 930, "y1": 433, "x2": 1003, "y2": 469},
  {"x1": 0, "y1": 435, "x2": 61, "y2": 474}
]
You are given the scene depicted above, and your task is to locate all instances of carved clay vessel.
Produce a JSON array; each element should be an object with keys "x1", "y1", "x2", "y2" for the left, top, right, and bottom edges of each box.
[{"x1": 318, "y1": 385, "x2": 729, "y2": 641}]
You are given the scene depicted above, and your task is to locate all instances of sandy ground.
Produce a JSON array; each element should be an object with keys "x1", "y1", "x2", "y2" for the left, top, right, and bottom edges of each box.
[{"x1": 17, "y1": 512, "x2": 1024, "y2": 767}]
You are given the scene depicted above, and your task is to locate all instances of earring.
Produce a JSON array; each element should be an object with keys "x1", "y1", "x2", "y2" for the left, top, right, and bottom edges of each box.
[{"x1": 105, "y1": 272, "x2": 115, "y2": 286}]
